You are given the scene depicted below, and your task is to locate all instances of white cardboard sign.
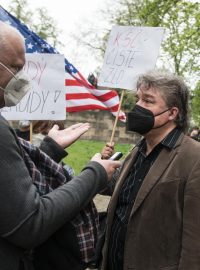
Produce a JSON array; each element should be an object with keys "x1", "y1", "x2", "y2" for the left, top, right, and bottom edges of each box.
[
  {"x1": 98, "y1": 26, "x2": 164, "y2": 91},
  {"x1": 0, "y1": 53, "x2": 66, "y2": 120}
]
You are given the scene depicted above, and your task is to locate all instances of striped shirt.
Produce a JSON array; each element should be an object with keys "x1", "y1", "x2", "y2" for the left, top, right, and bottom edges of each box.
[{"x1": 108, "y1": 128, "x2": 182, "y2": 270}]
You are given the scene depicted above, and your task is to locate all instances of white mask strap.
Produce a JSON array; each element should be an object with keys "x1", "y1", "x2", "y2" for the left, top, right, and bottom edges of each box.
[{"x1": 0, "y1": 62, "x2": 17, "y2": 79}]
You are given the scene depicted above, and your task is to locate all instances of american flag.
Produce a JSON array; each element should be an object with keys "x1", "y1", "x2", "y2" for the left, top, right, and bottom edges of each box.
[{"x1": 0, "y1": 5, "x2": 126, "y2": 122}]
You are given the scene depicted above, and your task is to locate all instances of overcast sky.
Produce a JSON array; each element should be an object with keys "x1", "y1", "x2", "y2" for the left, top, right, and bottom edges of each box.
[{"x1": 1, "y1": 0, "x2": 111, "y2": 77}]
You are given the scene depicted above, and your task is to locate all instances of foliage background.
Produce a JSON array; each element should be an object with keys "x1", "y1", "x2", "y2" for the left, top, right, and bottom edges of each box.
[{"x1": 77, "y1": 0, "x2": 200, "y2": 124}]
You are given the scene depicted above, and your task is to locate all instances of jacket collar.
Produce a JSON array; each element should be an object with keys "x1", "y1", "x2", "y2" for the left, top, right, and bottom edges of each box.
[{"x1": 131, "y1": 132, "x2": 184, "y2": 216}]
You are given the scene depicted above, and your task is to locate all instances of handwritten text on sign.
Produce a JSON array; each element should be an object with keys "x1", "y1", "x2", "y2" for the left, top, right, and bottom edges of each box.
[
  {"x1": 1, "y1": 53, "x2": 66, "y2": 120},
  {"x1": 98, "y1": 26, "x2": 164, "y2": 91}
]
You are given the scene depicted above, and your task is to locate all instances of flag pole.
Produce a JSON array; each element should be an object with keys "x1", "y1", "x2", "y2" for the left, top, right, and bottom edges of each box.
[{"x1": 110, "y1": 89, "x2": 125, "y2": 144}]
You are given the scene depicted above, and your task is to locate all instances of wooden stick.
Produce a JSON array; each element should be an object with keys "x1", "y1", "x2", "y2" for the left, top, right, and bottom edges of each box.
[
  {"x1": 110, "y1": 89, "x2": 125, "y2": 144},
  {"x1": 29, "y1": 121, "x2": 33, "y2": 144}
]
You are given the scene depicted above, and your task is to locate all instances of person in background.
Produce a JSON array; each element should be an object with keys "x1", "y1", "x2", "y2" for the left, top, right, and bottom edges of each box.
[
  {"x1": 88, "y1": 73, "x2": 98, "y2": 88},
  {"x1": 100, "y1": 70, "x2": 200, "y2": 270},
  {"x1": 0, "y1": 21, "x2": 120, "y2": 270},
  {"x1": 32, "y1": 120, "x2": 65, "y2": 135},
  {"x1": 189, "y1": 126, "x2": 199, "y2": 141},
  {"x1": 15, "y1": 120, "x2": 31, "y2": 141}
]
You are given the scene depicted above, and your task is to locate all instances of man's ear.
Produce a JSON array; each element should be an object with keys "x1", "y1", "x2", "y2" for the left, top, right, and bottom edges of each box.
[{"x1": 169, "y1": 107, "x2": 179, "y2": 120}]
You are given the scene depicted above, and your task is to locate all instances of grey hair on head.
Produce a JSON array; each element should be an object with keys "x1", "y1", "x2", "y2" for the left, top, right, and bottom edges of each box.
[
  {"x1": 136, "y1": 70, "x2": 189, "y2": 132},
  {"x1": 0, "y1": 21, "x2": 25, "y2": 52}
]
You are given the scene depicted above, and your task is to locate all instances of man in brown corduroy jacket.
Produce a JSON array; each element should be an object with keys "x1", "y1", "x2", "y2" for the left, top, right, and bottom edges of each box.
[{"x1": 101, "y1": 71, "x2": 200, "y2": 270}]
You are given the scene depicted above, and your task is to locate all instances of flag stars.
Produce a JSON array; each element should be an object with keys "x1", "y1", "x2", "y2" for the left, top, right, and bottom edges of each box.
[{"x1": 27, "y1": 43, "x2": 34, "y2": 50}]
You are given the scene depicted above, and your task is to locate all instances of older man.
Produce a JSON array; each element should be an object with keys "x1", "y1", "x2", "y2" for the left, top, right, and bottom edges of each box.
[
  {"x1": 0, "y1": 21, "x2": 120, "y2": 270},
  {"x1": 101, "y1": 71, "x2": 200, "y2": 270}
]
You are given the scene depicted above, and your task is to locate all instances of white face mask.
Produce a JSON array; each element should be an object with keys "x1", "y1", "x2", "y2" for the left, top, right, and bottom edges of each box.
[{"x1": 0, "y1": 62, "x2": 31, "y2": 107}]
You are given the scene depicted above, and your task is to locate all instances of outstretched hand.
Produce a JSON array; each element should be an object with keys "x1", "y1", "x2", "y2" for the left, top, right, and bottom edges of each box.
[
  {"x1": 91, "y1": 153, "x2": 120, "y2": 180},
  {"x1": 48, "y1": 123, "x2": 90, "y2": 149}
]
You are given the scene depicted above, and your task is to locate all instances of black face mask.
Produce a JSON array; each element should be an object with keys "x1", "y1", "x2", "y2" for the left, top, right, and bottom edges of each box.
[{"x1": 127, "y1": 104, "x2": 170, "y2": 135}]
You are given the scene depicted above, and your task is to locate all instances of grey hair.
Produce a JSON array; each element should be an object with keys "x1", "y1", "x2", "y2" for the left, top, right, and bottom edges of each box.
[
  {"x1": 136, "y1": 70, "x2": 189, "y2": 132},
  {"x1": 0, "y1": 21, "x2": 25, "y2": 52}
]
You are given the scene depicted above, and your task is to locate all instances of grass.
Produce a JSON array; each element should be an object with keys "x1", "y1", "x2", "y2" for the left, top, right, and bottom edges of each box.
[{"x1": 63, "y1": 139, "x2": 133, "y2": 175}]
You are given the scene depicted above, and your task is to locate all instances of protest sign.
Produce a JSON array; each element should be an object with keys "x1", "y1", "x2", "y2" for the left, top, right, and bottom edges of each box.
[
  {"x1": 0, "y1": 53, "x2": 66, "y2": 120},
  {"x1": 98, "y1": 26, "x2": 164, "y2": 91}
]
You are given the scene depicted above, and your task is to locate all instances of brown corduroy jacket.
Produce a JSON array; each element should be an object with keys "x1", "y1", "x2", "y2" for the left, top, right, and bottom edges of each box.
[{"x1": 101, "y1": 133, "x2": 200, "y2": 270}]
